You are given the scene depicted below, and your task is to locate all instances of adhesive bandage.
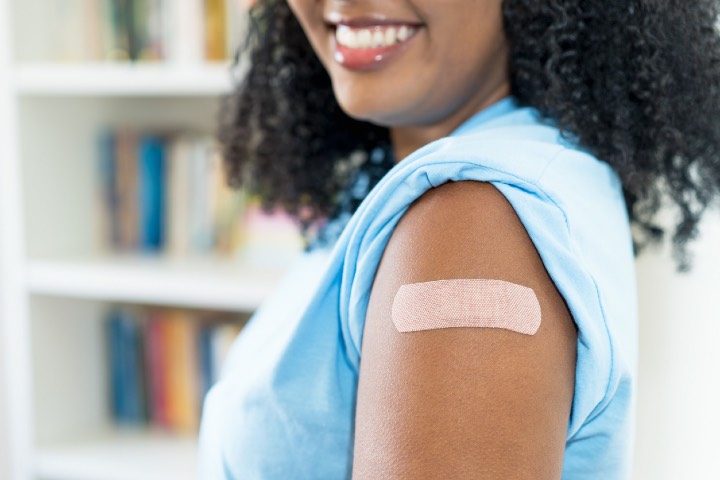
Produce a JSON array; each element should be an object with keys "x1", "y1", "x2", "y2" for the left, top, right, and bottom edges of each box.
[{"x1": 391, "y1": 279, "x2": 541, "y2": 335}]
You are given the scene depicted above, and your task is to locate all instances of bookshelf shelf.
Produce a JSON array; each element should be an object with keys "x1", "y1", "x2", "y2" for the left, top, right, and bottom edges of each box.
[
  {"x1": 34, "y1": 430, "x2": 197, "y2": 480},
  {"x1": 26, "y1": 256, "x2": 292, "y2": 312},
  {"x1": 13, "y1": 63, "x2": 234, "y2": 97}
]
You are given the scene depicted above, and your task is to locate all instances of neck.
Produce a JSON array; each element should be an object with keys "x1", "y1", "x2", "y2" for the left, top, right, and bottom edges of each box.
[{"x1": 389, "y1": 83, "x2": 511, "y2": 163}]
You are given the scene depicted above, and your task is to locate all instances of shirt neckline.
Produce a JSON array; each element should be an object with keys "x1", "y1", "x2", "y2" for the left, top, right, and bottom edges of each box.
[{"x1": 448, "y1": 95, "x2": 519, "y2": 138}]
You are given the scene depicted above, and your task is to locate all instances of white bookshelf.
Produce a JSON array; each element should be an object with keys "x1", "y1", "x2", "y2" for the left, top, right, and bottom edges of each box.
[
  {"x1": 13, "y1": 63, "x2": 233, "y2": 97},
  {"x1": 34, "y1": 430, "x2": 197, "y2": 480},
  {"x1": 0, "y1": 1, "x2": 293, "y2": 479},
  {"x1": 25, "y1": 256, "x2": 287, "y2": 312}
]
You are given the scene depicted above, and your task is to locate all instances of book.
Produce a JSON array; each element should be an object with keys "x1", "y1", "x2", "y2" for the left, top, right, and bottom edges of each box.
[
  {"x1": 145, "y1": 310, "x2": 169, "y2": 428},
  {"x1": 235, "y1": 197, "x2": 305, "y2": 267},
  {"x1": 132, "y1": 0, "x2": 164, "y2": 61},
  {"x1": 107, "y1": 308, "x2": 126, "y2": 422},
  {"x1": 98, "y1": 127, "x2": 304, "y2": 260},
  {"x1": 204, "y1": 0, "x2": 227, "y2": 61},
  {"x1": 115, "y1": 127, "x2": 140, "y2": 250},
  {"x1": 50, "y1": 0, "x2": 102, "y2": 61},
  {"x1": 44, "y1": 0, "x2": 245, "y2": 62},
  {"x1": 198, "y1": 324, "x2": 215, "y2": 399},
  {"x1": 166, "y1": 135, "x2": 193, "y2": 256},
  {"x1": 138, "y1": 133, "x2": 167, "y2": 251},
  {"x1": 83, "y1": 0, "x2": 105, "y2": 61},
  {"x1": 107, "y1": 307, "x2": 145, "y2": 425},
  {"x1": 163, "y1": 310, "x2": 200, "y2": 433},
  {"x1": 163, "y1": 0, "x2": 205, "y2": 65},
  {"x1": 106, "y1": 306, "x2": 246, "y2": 432},
  {"x1": 211, "y1": 145, "x2": 247, "y2": 255},
  {"x1": 189, "y1": 137, "x2": 215, "y2": 252},
  {"x1": 97, "y1": 129, "x2": 120, "y2": 249},
  {"x1": 103, "y1": 0, "x2": 133, "y2": 61},
  {"x1": 225, "y1": 0, "x2": 247, "y2": 60}
]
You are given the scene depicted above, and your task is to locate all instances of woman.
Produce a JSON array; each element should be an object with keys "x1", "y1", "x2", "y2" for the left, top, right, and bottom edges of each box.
[{"x1": 199, "y1": 0, "x2": 720, "y2": 478}]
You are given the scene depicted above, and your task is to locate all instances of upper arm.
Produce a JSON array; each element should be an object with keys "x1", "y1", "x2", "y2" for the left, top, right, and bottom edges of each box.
[{"x1": 351, "y1": 180, "x2": 577, "y2": 479}]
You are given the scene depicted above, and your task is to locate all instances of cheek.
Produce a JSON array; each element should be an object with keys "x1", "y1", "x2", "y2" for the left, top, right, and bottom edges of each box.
[{"x1": 430, "y1": 4, "x2": 507, "y2": 82}]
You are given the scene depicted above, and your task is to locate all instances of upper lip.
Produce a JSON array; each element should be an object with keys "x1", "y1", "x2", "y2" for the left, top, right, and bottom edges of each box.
[{"x1": 323, "y1": 12, "x2": 422, "y2": 28}]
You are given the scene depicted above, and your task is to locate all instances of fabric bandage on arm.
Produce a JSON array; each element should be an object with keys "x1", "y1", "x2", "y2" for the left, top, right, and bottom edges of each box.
[{"x1": 391, "y1": 279, "x2": 541, "y2": 335}]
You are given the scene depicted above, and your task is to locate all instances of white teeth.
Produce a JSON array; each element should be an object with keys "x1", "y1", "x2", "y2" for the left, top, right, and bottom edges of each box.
[
  {"x1": 372, "y1": 30, "x2": 384, "y2": 48},
  {"x1": 397, "y1": 25, "x2": 410, "y2": 42},
  {"x1": 385, "y1": 27, "x2": 397, "y2": 45},
  {"x1": 335, "y1": 24, "x2": 415, "y2": 49},
  {"x1": 358, "y1": 29, "x2": 372, "y2": 48}
]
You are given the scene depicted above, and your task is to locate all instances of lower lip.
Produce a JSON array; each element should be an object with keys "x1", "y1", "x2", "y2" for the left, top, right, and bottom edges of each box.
[{"x1": 332, "y1": 30, "x2": 419, "y2": 72}]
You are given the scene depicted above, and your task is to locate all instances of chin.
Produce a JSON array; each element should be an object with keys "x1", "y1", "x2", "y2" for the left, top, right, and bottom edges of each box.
[
  {"x1": 337, "y1": 102, "x2": 384, "y2": 125},
  {"x1": 333, "y1": 88, "x2": 443, "y2": 129},
  {"x1": 334, "y1": 97, "x2": 405, "y2": 127},
  {"x1": 331, "y1": 82, "x2": 406, "y2": 126}
]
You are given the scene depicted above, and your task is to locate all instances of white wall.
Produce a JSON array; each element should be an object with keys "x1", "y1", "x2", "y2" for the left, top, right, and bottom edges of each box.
[
  {"x1": 0, "y1": 329, "x2": 9, "y2": 480},
  {"x1": 0, "y1": 0, "x2": 22, "y2": 476},
  {"x1": 0, "y1": 0, "x2": 9, "y2": 474},
  {"x1": 634, "y1": 208, "x2": 720, "y2": 480}
]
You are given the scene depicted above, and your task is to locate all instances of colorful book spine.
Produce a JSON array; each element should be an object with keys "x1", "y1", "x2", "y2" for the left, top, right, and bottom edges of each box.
[
  {"x1": 115, "y1": 127, "x2": 140, "y2": 250},
  {"x1": 97, "y1": 129, "x2": 120, "y2": 249},
  {"x1": 98, "y1": 128, "x2": 304, "y2": 260},
  {"x1": 198, "y1": 325, "x2": 215, "y2": 399},
  {"x1": 106, "y1": 306, "x2": 246, "y2": 432},
  {"x1": 143, "y1": 0, "x2": 166, "y2": 60},
  {"x1": 163, "y1": 0, "x2": 204, "y2": 64},
  {"x1": 204, "y1": 0, "x2": 227, "y2": 61},
  {"x1": 83, "y1": 0, "x2": 105, "y2": 60},
  {"x1": 138, "y1": 133, "x2": 166, "y2": 251},
  {"x1": 145, "y1": 311, "x2": 169, "y2": 428},
  {"x1": 164, "y1": 310, "x2": 199, "y2": 433},
  {"x1": 129, "y1": 0, "x2": 165, "y2": 61},
  {"x1": 105, "y1": 0, "x2": 133, "y2": 61},
  {"x1": 211, "y1": 144, "x2": 247, "y2": 255},
  {"x1": 166, "y1": 135, "x2": 192, "y2": 256},
  {"x1": 189, "y1": 138, "x2": 214, "y2": 251},
  {"x1": 107, "y1": 309, "x2": 125, "y2": 421},
  {"x1": 46, "y1": 0, "x2": 245, "y2": 62},
  {"x1": 107, "y1": 307, "x2": 145, "y2": 425}
]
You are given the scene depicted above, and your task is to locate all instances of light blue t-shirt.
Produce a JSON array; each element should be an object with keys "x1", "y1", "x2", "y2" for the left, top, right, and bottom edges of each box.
[{"x1": 198, "y1": 96, "x2": 638, "y2": 479}]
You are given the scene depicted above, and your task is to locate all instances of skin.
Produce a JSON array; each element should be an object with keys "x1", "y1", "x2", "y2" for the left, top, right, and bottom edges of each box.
[
  {"x1": 354, "y1": 182, "x2": 577, "y2": 479},
  {"x1": 286, "y1": 0, "x2": 577, "y2": 478},
  {"x1": 287, "y1": 0, "x2": 511, "y2": 161}
]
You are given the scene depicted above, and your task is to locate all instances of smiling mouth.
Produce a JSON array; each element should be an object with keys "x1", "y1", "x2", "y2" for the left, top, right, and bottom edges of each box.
[
  {"x1": 329, "y1": 23, "x2": 421, "y2": 71},
  {"x1": 335, "y1": 24, "x2": 417, "y2": 49}
]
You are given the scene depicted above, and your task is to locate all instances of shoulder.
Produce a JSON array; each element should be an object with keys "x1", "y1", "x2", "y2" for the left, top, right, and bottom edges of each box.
[
  {"x1": 369, "y1": 179, "x2": 576, "y2": 352},
  {"x1": 379, "y1": 180, "x2": 561, "y2": 296},
  {"x1": 353, "y1": 179, "x2": 578, "y2": 479}
]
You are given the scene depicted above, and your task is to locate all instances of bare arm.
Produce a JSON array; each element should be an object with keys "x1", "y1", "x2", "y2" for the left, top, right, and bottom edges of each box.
[{"x1": 352, "y1": 180, "x2": 577, "y2": 479}]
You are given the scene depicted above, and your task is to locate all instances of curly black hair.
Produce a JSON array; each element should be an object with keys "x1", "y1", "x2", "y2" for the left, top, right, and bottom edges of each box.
[{"x1": 218, "y1": 0, "x2": 720, "y2": 272}]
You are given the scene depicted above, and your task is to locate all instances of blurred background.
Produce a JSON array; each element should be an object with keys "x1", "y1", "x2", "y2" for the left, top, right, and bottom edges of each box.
[{"x1": 0, "y1": 1, "x2": 718, "y2": 479}]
